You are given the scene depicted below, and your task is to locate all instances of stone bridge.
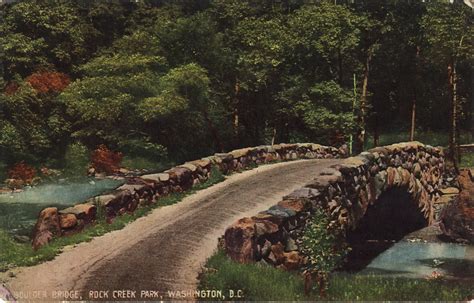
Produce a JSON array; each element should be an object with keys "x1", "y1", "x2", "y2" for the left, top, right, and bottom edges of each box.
[
  {"x1": 9, "y1": 141, "x2": 453, "y2": 300},
  {"x1": 224, "y1": 142, "x2": 450, "y2": 269}
]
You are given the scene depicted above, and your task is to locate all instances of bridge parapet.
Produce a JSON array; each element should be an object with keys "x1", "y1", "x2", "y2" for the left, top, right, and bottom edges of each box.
[
  {"x1": 223, "y1": 142, "x2": 449, "y2": 268},
  {"x1": 31, "y1": 143, "x2": 345, "y2": 249}
]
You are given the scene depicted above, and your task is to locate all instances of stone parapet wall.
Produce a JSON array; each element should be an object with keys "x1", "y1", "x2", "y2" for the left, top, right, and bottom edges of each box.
[
  {"x1": 223, "y1": 142, "x2": 448, "y2": 270},
  {"x1": 31, "y1": 143, "x2": 344, "y2": 249}
]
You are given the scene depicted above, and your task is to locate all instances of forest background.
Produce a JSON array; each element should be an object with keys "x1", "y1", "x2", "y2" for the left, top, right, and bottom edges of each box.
[{"x1": 0, "y1": 0, "x2": 472, "y2": 178}]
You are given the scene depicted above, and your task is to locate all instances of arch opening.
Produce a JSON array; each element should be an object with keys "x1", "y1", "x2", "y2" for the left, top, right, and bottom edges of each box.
[{"x1": 343, "y1": 187, "x2": 429, "y2": 271}]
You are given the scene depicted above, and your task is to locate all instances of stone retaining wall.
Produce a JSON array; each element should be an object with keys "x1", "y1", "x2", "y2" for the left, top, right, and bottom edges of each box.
[
  {"x1": 223, "y1": 142, "x2": 449, "y2": 271},
  {"x1": 32, "y1": 143, "x2": 344, "y2": 249}
]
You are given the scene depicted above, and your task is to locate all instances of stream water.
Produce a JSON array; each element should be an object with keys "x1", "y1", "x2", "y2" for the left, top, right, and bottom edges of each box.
[
  {"x1": 0, "y1": 178, "x2": 123, "y2": 237},
  {"x1": 361, "y1": 241, "x2": 474, "y2": 279},
  {"x1": 342, "y1": 187, "x2": 474, "y2": 281}
]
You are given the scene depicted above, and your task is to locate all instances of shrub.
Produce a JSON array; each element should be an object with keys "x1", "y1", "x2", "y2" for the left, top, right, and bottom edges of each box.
[
  {"x1": 90, "y1": 145, "x2": 123, "y2": 174},
  {"x1": 26, "y1": 71, "x2": 71, "y2": 95},
  {"x1": 7, "y1": 161, "x2": 36, "y2": 185},
  {"x1": 300, "y1": 208, "x2": 350, "y2": 296}
]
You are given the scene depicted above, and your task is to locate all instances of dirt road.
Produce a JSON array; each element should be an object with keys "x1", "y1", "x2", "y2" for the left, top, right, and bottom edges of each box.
[{"x1": 6, "y1": 159, "x2": 338, "y2": 301}]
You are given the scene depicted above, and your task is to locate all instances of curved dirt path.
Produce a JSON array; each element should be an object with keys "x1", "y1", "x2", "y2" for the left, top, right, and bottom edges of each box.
[{"x1": 6, "y1": 159, "x2": 338, "y2": 301}]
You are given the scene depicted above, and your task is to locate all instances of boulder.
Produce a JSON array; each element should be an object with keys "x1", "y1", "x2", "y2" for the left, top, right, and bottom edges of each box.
[
  {"x1": 268, "y1": 205, "x2": 296, "y2": 217},
  {"x1": 270, "y1": 242, "x2": 285, "y2": 264},
  {"x1": 32, "y1": 207, "x2": 61, "y2": 250},
  {"x1": 277, "y1": 199, "x2": 307, "y2": 213},
  {"x1": 306, "y1": 174, "x2": 342, "y2": 191},
  {"x1": 253, "y1": 212, "x2": 285, "y2": 225},
  {"x1": 284, "y1": 237, "x2": 298, "y2": 252},
  {"x1": 117, "y1": 183, "x2": 147, "y2": 195},
  {"x1": 60, "y1": 203, "x2": 97, "y2": 223},
  {"x1": 255, "y1": 220, "x2": 279, "y2": 237},
  {"x1": 224, "y1": 217, "x2": 257, "y2": 263},
  {"x1": 141, "y1": 173, "x2": 170, "y2": 183},
  {"x1": 283, "y1": 187, "x2": 321, "y2": 200},
  {"x1": 190, "y1": 158, "x2": 212, "y2": 169},
  {"x1": 230, "y1": 148, "x2": 252, "y2": 159},
  {"x1": 440, "y1": 169, "x2": 474, "y2": 244},
  {"x1": 179, "y1": 163, "x2": 198, "y2": 173},
  {"x1": 88, "y1": 194, "x2": 116, "y2": 207},
  {"x1": 59, "y1": 213, "x2": 78, "y2": 229},
  {"x1": 282, "y1": 251, "x2": 303, "y2": 270},
  {"x1": 166, "y1": 167, "x2": 193, "y2": 188}
]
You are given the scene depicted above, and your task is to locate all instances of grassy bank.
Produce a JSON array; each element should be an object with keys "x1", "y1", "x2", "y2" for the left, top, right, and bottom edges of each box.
[
  {"x1": 198, "y1": 250, "x2": 473, "y2": 301},
  {"x1": 0, "y1": 167, "x2": 225, "y2": 272}
]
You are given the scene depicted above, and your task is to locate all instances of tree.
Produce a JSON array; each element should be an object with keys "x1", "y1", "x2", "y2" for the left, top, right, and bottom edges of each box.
[
  {"x1": 0, "y1": 0, "x2": 97, "y2": 80},
  {"x1": 422, "y1": 2, "x2": 473, "y2": 166},
  {"x1": 59, "y1": 53, "x2": 168, "y2": 146}
]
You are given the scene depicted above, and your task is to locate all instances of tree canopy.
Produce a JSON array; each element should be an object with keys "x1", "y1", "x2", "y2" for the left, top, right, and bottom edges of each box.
[{"x1": 0, "y1": 0, "x2": 472, "y2": 168}]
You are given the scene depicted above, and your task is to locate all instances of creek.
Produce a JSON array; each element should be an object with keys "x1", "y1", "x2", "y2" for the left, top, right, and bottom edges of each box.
[
  {"x1": 0, "y1": 178, "x2": 123, "y2": 237},
  {"x1": 342, "y1": 188, "x2": 473, "y2": 281}
]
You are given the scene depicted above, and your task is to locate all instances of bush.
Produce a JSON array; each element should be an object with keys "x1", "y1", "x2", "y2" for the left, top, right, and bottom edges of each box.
[
  {"x1": 63, "y1": 142, "x2": 89, "y2": 176},
  {"x1": 7, "y1": 161, "x2": 36, "y2": 185},
  {"x1": 90, "y1": 145, "x2": 123, "y2": 174},
  {"x1": 26, "y1": 71, "x2": 70, "y2": 95},
  {"x1": 300, "y1": 208, "x2": 350, "y2": 295}
]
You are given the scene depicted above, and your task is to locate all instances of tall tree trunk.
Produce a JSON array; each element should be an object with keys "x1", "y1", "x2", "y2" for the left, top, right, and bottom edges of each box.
[
  {"x1": 271, "y1": 126, "x2": 277, "y2": 146},
  {"x1": 357, "y1": 51, "x2": 372, "y2": 153},
  {"x1": 233, "y1": 80, "x2": 240, "y2": 147},
  {"x1": 410, "y1": 46, "x2": 421, "y2": 142},
  {"x1": 374, "y1": 115, "x2": 379, "y2": 147},
  {"x1": 410, "y1": 101, "x2": 416, "y2": 141},
  {"x1": 448, "y1": 61, "x2": 459, "y2": 170}
]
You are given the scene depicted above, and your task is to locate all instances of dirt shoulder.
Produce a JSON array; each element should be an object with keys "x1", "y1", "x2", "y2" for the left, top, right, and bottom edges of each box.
[{"x1": 4, "y1": 159, "x2": 338, "y2": 301}]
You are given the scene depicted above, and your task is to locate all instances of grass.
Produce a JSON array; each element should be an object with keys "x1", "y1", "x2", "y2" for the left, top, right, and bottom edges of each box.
[
  {"x1": 198, "y1": 250, "x2": 474, "y2": 301},
  {"x1": 198, "y1": 250, "x2": 307, "y2": 301},
  {"x1": 0, "y1": 166, "x2": 225, "y2": 272},
  {"x1": 460, "y1": 152, "x2": 474, "y2": 168}
]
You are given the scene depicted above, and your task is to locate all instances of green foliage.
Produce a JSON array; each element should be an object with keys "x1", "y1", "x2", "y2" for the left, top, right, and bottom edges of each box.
[
  {"x1": 138, "y1": 63, "x2": 210, "y2": 120},
  {"x1": 422, "y1": 2, "x2": 473, "y2": 65},
  {"x1": 59, "y1": 53, "x2": 166, "y2": 144},
  {"x1": 0, "y1": 82, "x2": 70, "y2": 163},
  {"x1": 0, "y1": 0, "x2": 472, "y2": 175},
  {"x1": 63, "y1": 142, "x2": 89, "y2": 176},
  {"x1": 293, "y1": 81, "x2": 355, "y2": 142},
  {"x1": 301, "y1": 209, "x2": 350, "y2": 275},
  {"x1": 0, "y1": 1, "x2": 97, "y2": 79}
]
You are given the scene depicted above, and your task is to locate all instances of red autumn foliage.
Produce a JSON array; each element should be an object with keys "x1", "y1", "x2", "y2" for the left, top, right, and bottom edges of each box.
[
  {"x1": 91, "y1": 145, "x2": 123, "y2": 174},
  {"x1": 8, "y1": 161, "x2": 37, "y2": 184},
  {"x1": 4, "y1": 82, "x2": 19, "y2": 95},
  {"x1": 26, "y1": 71, "x2": 71, "y2": 94}
]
